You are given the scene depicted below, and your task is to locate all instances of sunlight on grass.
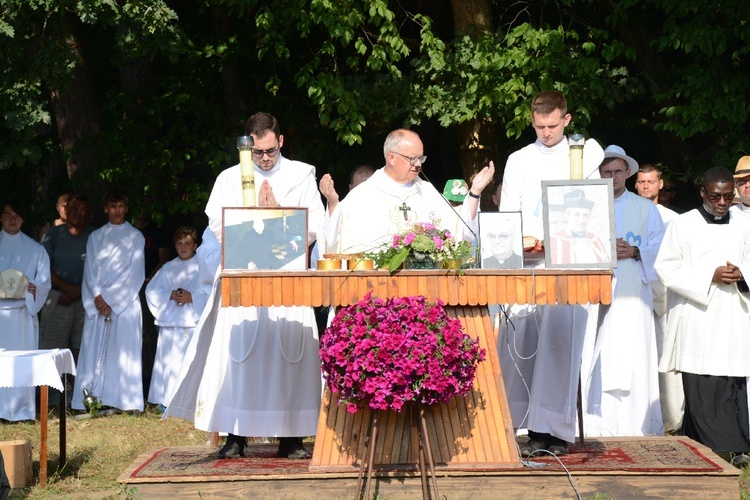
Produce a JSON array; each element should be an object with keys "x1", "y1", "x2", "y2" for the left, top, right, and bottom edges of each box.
[{"x1": 0, "y1": 407, "x2": 209, "y2": 498}]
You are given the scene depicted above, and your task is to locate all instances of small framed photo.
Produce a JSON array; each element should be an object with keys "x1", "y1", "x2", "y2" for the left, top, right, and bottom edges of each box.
[
  {"x1": 479, "y1": 211, "x2": 524, "y2": 269},
  {"x1": 222, "y1": 207, "x2": 308, "y2": 270},
  {"x1": 542, "y1": 179, "x2": 616, "y2": 269}
]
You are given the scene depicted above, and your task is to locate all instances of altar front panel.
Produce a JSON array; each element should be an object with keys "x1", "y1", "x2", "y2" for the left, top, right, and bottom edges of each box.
[{"x1": 220, "y1": 269, "x2": 612, "y2": 308}]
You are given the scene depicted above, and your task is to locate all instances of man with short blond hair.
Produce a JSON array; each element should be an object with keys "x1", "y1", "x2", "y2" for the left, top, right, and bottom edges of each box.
[
  {"x1": 635, "y1": 164, "x2": 664, "y2": 202},
  {"x1": 636, "y1": 164, "x2": 682, "y2": 432},
  {"x1": 499, "y1": 90, "x2": 604, "y2": 456}
]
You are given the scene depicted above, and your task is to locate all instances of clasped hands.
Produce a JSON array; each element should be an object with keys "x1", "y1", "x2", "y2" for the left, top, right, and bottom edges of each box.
[
  {"x1": 258, "y1": 180, "x2": 278, "y2": 207},
  {"x1": 615, "y1": 238, "x2": 638, "y2": 260},
  {"x1": 170, "y1": 288, "x2": 193, "y2": 305},
  {"x1": 713, "y1": 261, "x2": 744, "y2": 285}
]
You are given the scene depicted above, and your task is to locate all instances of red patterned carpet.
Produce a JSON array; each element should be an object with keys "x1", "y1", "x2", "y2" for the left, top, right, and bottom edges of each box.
[
  {"x1": 123, "y1": 438, "x2": 724, "y2": 483},
  {"x1": 522, "y1": 438, "x2": 724, "y2": 473}
]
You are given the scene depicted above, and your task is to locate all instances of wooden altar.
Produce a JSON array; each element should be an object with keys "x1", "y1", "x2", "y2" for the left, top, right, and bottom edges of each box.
[{"x1": 220, "y1": 269, "x2": 612, "y2": 471}]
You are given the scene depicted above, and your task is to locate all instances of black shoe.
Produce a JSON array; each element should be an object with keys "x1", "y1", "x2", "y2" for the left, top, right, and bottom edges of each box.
[
  {"x1": 218, "y1": 434, "x2": 246, "y2": 459},
  {"x1": 547, "y1": 442, "x2": 569, "y2": 455},
  {"x1": 277, "y1": 437, "x2": 312, "y2": 459},
  {"x1": 732, "y1": 453, "x2": 750, "y2": 468},
  {"x1": 520, "y1": 438, "x2": 547, "y2": 458}
]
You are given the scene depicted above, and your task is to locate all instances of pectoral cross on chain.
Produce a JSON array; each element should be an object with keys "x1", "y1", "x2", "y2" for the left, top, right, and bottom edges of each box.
[{"x1": 398, "y1": 202, "x2": 411, "y2": 221}]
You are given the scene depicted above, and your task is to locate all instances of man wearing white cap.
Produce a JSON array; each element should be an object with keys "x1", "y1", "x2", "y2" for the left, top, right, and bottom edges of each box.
[{"x1": 580, "y1": 145, "x2": 666, "y2": 437}]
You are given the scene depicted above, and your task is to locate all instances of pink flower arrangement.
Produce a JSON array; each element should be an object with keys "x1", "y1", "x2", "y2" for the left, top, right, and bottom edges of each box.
[{"x1": 319, "y1": 292, "x2": 486, "y2": 414}]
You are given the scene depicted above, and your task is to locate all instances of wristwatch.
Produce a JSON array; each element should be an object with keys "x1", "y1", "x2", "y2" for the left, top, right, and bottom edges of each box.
[{"x1": 633, "y1": 246, "x2": 641, "y2": 262}]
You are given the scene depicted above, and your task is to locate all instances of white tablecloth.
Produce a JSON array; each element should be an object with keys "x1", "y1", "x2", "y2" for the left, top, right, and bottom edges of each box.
[{"x1": 0, "y1": 349, "x2": 76, "y2": 392}]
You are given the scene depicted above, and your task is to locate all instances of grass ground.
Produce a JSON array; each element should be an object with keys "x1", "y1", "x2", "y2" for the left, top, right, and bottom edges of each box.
[
  {"x1": 0, "y1": 406, "x2": 209, "y2": 499},
  {"x1": 2, "y1": 407, "x2": 749, "y2": 499}
]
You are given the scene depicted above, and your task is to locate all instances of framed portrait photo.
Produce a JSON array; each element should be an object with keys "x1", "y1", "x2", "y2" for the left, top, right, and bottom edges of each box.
[
  {"x1": 478, "y1": 211, "x2": 524, "y2": 269},
  {"x1": 221, "y1": 207, "x2": 309, "y2": 271},
  {"x1": 542, "y1": 179, "x2": 616, "y2": 269}
]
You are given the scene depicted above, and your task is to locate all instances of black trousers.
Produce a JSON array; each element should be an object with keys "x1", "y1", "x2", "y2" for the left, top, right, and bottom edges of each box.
[{"x1": 682, "y1": 372, "x2": 750, "y2": 453}]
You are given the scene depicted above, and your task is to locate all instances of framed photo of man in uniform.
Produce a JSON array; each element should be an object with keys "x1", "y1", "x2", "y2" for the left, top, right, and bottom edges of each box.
[
  {"x1": 222, "y1": 207, "x2": 308, "y2": 271},
  {"x1": 542, "y1": 179, "x2": 616, "y2": 269},
  {"x1": 478, "y1": 211, "x2": 524, "y2": 269}
]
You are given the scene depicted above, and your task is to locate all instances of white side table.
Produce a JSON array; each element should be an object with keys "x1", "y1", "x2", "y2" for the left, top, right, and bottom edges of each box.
[{"x1": 0, "y1": 349, "x2": 76, "y2": 487}]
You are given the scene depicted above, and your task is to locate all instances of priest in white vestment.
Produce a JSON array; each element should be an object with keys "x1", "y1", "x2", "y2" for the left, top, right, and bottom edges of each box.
[
  {"x1": 166, "y1": 112, "x2": 326, "y2": 460},
  {"x1": 498, "y1": 90, "x2": 604, "y2": 456},
  {"x1": 655, "y1": 166, "x2": 750, "y2": 461},
  {"x1": 319, "y1": 129, "x2": 492, "y2": 255},
  {"x1": 72, "y1": 189, "x2": 146, "y2": 412},
  {"x1": 0, "y1": 200, "x2": 51, "y2": 421},
  {"x1": 145, "y1": 226, "x2": 206, "y2": 408},
  {"x1": 581, "y1": 146, "x2": 665, "y2": 437}
]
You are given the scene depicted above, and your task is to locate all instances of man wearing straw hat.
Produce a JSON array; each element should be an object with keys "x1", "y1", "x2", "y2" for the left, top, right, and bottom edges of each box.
[{"x1": 731, "y1": 156, "x2": 750, "y2": 217}]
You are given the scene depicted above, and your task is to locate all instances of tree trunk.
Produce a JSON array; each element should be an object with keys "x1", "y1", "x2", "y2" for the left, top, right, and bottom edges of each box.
[
  {"x1": 616, "y1": 4, "x2": 690, "y2": 176},
  {"x1": 52, "y1": 36, "x2": 101, "y2": 188},
  {"x1": 450, "y1": 0, "x2": 496, "y2": 208},
  {"x1": 50, "y1": 36, "x2": 102, "y2": 182}
]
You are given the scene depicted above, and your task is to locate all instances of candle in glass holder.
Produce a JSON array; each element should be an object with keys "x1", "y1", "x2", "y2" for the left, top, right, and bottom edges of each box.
[
  {"x1": 237, "y1": 135, "x2": 256, "y2": 207},
  {"x1": 568, "y1": 134, "x2": 585, "y2": 180}
]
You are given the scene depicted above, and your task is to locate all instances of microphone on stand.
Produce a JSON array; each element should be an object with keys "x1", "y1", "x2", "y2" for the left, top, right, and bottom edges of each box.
[{"x1": 418, "y1": 169, "x2": 481, "y2": 266}]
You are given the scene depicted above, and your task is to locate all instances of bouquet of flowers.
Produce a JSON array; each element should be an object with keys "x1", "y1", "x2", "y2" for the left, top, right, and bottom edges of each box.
[
  {"x1": 370, "y1": 221, "x2": 473, "y2": 272},
  {"x1": 319, "y1": 292, "x2": 486, "y2": 414}
]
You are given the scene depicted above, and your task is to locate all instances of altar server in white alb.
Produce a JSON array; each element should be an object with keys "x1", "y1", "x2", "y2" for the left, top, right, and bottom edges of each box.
[
  {"x1": 581, "y1": 145, "x2": 665, "y2": 437},
  {"x1": 498, "y1": 90, "x2": 604, "y2": 456},
  {"x1": 655, "y1": 166, "x2": 750, "y2": 464},
  {"x1": 72, "y1": 189, "x2": 145, "y2": 412},
  {"x1": 0, "y1": 200, "x2": 51, "y2": 421},
  {"x1": 319, "y1": 128, "x2": 493, "y2": 255},
  {"x1": 635, "y1": 163, "x2": 683, "y2": 433},
  {"x1": 145, "y1": 226, "x2": 206, "y2": 409},
  {"x1": 167, "y1": 112, "x2": 326, "y2": 460}
]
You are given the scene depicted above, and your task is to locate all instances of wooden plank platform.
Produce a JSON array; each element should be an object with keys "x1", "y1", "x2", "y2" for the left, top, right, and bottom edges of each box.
[
  {"x1": 118, "y1": 437, "x2": 740, "y2": 499},
  {"x1": 310, "y1": 305, "x2": 519, "y2": 471},
  {"x1": 220, "y1": 269, "x2": 613, "y2": 308}
]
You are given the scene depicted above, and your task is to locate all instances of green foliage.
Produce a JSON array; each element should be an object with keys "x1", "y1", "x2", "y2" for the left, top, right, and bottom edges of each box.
[
  {"x1": 409, "y1": 22, "x2": 636, "y2": 141},
  {"x1": 1, "y1": 0, "x2": 750, "y2": 220},
  {"x1": 609, "y1": 0, "x2": 750, "y2": 171}
]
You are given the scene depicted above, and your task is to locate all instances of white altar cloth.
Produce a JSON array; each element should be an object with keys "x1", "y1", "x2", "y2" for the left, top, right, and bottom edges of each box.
[{"x1": 0, "y1": 349, "x2": 76, "y2": 391}]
